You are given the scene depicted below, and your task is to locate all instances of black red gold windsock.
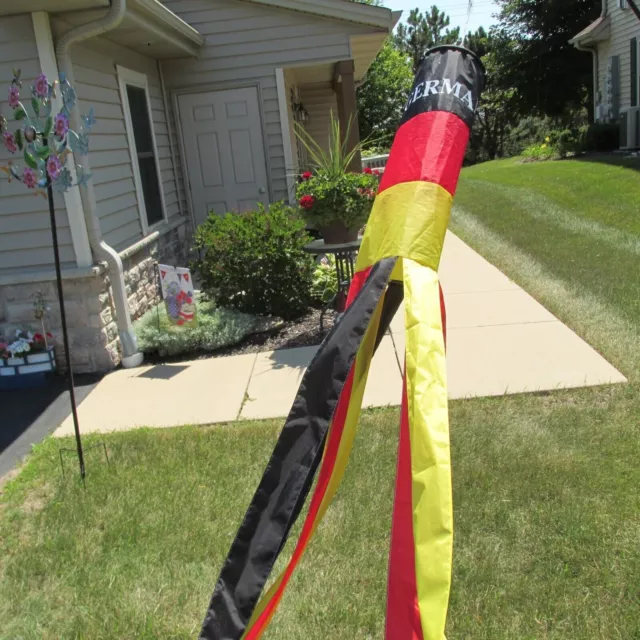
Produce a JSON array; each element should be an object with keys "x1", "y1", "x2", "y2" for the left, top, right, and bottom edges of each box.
[{"x1": 199, "y1": 46, "x2": 485, "y2": 640}]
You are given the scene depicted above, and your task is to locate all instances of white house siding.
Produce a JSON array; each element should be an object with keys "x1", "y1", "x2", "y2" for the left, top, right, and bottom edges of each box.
[
  {"x1": 598, "y1": 1, "x2": 640, "y2": 112},
  {"x1": 299, "y1": 82, "x2": 338, "y2": 155},
  {"x1": 160, "y1": 0, "x2": 362, "y2": 204},
  {"x1": 0, "y1": 14, "x2": 74, "y2": 276},
  {"x1": 49, "y1": 22, "x2": 183, "y2": 252}
]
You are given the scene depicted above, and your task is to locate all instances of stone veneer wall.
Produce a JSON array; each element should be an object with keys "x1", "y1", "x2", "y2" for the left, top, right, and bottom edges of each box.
[{"x1": 0, "y1": 218, "x2": 193, "y2": 374}]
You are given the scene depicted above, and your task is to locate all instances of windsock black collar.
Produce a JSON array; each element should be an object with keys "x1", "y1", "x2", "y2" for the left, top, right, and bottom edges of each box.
[{"x1": 402, "y1": 45, "x2": 486, "y2": 129}]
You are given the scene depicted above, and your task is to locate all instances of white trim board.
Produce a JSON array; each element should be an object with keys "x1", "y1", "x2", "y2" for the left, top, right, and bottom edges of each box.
[
  {"x1": 31, "y1": 11, "x2": 93, "y2": 268},
  {"x1": 116, "y1": 65, "x2": 168, "y2": 236},
  {"x1": 276, "y1": 68, "x2": 297, "y2": 205}
]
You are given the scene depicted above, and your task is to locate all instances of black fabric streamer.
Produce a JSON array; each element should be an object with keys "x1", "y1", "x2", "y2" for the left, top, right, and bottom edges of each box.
[{"x1": 200, "y1": 258, "x2": 399, "y2": 639}]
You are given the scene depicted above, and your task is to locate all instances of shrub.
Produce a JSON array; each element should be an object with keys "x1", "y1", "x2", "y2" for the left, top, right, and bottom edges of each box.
[
  {"x1": 310, "y1": 256, "x2": 338, "y2": 304},
  {"x1": 192, "y1": 202, "x2": 314, "y2": 320},
  {"x1": 135, "y1": 295, "x2": 258, "y2": 357},
  {"x1": 581, "y1": 123, "x2": 620, "y2": 152},
  {"x1": 521, "y1": 142, "x2": 556, "y2": 161}
]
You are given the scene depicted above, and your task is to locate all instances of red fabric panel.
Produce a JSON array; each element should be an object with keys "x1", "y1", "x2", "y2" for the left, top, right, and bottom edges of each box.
[
  {"x1": 379, "y1": 111, "x2": 469, "y2": 197},
  {"x1": 385, "y1": 377, "x2": 423, "y2": 640}
]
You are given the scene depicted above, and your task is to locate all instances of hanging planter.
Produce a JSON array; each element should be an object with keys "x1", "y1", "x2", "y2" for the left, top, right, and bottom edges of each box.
[{"x1": 0, "y1": 332, "x2": 56, "y2": 390}]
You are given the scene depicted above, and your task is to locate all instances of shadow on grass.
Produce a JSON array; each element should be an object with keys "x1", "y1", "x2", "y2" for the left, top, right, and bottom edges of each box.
[{"x1": 572, "y1": 151, "x2": 640, "y2": 172}]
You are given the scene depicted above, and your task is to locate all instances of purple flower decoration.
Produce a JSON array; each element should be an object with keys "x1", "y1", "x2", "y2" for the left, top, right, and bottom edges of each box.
[
  {"x1": 23, "y1": 167, "x2": 37, "y2": 189},
  {"x1": 46, "y1": 154, "x2": 61, "y2": 181},
  {"x1": 8, "y1": 85, "x2": 19, "y2": 108},
  {"x1": 54, "y1": 113, "x2": 69, "y2": 139},
  {"x1": 2, "y1": 130, "x2": 17, "y2": 154},
  {"x1": 34, "y1": 73, "x2": 48, "y2": 98}
]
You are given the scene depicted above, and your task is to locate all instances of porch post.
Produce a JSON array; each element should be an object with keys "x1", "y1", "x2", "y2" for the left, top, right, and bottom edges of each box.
[{"x1": 334, "y1": 59, "x2": 362, "y2": 172}]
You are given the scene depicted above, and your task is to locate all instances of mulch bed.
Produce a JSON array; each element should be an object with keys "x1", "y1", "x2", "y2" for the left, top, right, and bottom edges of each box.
[
  {"x1": 211, "y1": 307, "x2": 337, "y2": 357},
  {"x1": 143, "y1": 308, "x2": 336, "y2": 365}
]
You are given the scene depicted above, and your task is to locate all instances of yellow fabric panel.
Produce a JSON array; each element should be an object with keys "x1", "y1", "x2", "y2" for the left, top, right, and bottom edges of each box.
[
  {"x1": 356, "y1": 182, "x2": 452, "y2": 273},
  {"x1": 403, "y1": 258, "x2": 452, "y2": 640},
  {"x1": 244, "y1": 295, "x2": 385, "y2": 637}
]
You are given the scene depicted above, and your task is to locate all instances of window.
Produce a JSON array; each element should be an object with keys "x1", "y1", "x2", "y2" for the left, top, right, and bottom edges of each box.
[
  {"x1": 632, "y1": 38, "x2": 639, "y2": 108},
  {"x1": 619, "y1": 0, "x2": 628, "y2": 9},
  {"x1": 117, "y1": 66, "x2": 166, "y2": 233}
]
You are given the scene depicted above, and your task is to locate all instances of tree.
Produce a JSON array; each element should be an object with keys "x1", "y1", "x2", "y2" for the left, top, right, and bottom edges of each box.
[
  {"x1": 357, "y1": 39, "x2": 414, "y2": 147},
  {"x1": 494, "y1": 0, "x2": 601, "y2": 119},
  {"x1": 394, "y1": 6, "x2": 461, "y2": 72}
]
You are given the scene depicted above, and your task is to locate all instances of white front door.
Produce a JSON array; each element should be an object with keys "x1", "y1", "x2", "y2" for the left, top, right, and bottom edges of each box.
[{"x1": 178, "y1": 87, "x2": 269, "y2": 227}]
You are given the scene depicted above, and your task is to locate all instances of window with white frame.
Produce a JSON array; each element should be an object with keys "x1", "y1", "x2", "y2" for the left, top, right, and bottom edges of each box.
[
  {"x1": 117, "y1": 66, "x2": 166, "y2": 232},
  {"x1": 620, "y1": 0, "x2": 628, "y2": 9}
]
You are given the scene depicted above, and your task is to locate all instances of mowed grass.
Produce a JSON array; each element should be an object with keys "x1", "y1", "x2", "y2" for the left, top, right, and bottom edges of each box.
[{"x1": 1, "y1": 154, "x2": 639, "y2": 638}]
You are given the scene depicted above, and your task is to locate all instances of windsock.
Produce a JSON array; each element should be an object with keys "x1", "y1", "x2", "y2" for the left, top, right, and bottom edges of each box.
[{"x1": 199, "y1": 45, "x2": 485, "y2": 640}]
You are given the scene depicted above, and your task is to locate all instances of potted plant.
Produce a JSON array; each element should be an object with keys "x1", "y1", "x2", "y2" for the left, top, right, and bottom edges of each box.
[
  {"x1": 295, "y1": 115, "x2": 381, "y2": 244},
  {"x1": 0, "y1": 330, "x2": 56, "y2": 390}
]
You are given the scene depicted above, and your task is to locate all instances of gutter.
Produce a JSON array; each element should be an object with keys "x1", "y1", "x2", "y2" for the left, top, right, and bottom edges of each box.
[{"x1": 55, "y1": 0, "x2": 144, "y2": 369}]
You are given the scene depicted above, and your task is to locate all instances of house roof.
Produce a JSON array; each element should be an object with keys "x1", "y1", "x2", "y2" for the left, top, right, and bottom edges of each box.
[
  {"x1": 569, "y1": 15, "x2": 611, "y2": 46},
  {"x1": 242, "y1": 0, "x2": 400, "y2": 31}
]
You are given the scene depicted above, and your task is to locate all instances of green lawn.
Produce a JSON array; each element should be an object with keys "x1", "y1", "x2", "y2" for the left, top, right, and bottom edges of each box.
[{"x1": 1, "y1": 155, "x2": 639, "y2": 639}]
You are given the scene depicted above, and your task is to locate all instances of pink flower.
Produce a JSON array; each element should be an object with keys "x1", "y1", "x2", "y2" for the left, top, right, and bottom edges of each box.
[
  {"x1": 46, "y1": 154, "x2": 62, "y2": 181},
  {"x1": 23, "y1": 167, "x2": 37, "y2": 189},
  {"x1": 3, "y1": 130, "x2": 17, "y2": 154},
  {"x1": 363, "y1": 167, "x2": 373, "y2": 175},
  {"x1": 54, "y1": 113, "x2": 69, "y2": 139},
  {"x1": 8, "y1": 85, "x2": 20, "y2": 108},
  {"x1": 34, "y1": 73, "x2": 48, "y2": 98},
  {"x1": 299, "y1": 195, "x2": 315, "y2": 210},
  {"x1": 373, "y1": 169, "x2": 381, "y2": 176},
  {"x1": 301, "y1": 171, "x2": 313, "y2": 181}
]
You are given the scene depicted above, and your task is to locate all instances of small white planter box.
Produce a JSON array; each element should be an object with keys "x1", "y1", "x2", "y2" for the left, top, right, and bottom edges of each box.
[{"x1": 0, "y1": 347, "x2": 56, "y2": 390}]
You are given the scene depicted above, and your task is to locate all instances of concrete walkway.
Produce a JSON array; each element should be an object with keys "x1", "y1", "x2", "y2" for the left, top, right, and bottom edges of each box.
[{"x1": 54, "y1": 233, "x2": 626, "y2": 436}]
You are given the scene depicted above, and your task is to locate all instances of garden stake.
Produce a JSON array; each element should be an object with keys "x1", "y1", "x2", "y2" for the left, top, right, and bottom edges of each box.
[
  {"x1": 199, "y1": 46, "x2": 486, "y2": 640},
  {"x1": 1, "y1": 70, "x2": 98, "y2": 482}
]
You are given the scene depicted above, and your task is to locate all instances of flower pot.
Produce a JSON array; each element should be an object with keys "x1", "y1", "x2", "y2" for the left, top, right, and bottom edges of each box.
[
  {"x1": 0, "y1": 346, "x2": 56, "y2": 391},
  {"x1": 319, "y1": 222, "x2": 358, "y2": 245}
]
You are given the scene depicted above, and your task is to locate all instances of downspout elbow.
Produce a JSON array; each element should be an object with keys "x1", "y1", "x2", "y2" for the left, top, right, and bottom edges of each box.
[{"x1": 55, "y1": 0, "x2": 143, "y2": 369}]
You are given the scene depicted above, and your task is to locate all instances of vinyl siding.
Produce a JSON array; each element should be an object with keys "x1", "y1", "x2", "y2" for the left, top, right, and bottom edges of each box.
[
  {"x1": 598, "y1": 0, "x2": 640, "y2": 112},
  {"x1": 0, "y1": 15, "x2": 74, "y2": 275},
  {"x1": 300, "y1": 82, "x2": 338, "y2": 156},
  {"x1": 50, "y1": 22, "x2": 184, "y2": 252},
  {"x1": 161, "y1": 0, "x2": 366, "y2": 203}
]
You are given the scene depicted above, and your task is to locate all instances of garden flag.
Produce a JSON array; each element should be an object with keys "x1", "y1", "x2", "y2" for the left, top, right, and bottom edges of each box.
[
  {"x1": 199, "y1": 46, "x2": 485, "y2": 639},
  {"x1": 158, "y1": 265, "x2": 197, "y2": 327}
]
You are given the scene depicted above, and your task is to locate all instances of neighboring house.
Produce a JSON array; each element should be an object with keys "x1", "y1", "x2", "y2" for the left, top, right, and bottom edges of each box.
[
  {"x1": 570, "y1": 0, "x2": 640, "y2": 148},
  {"x1": 0, "y1": 0, "x2": 399, "y2": 372}
]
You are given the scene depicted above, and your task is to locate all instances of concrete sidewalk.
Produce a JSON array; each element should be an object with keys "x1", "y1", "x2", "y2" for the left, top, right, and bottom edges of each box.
[{"x1": 54, "y1": 233, "x2": 626, "y2": 436}]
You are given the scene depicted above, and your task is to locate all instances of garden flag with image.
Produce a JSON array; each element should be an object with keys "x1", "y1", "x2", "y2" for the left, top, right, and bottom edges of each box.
[
  {"x1": 200, "y1": 46, "x2": 485, "y2": 640},
  {"x1": 158, "y1": 265, "x2": 197, "y2": 327}
]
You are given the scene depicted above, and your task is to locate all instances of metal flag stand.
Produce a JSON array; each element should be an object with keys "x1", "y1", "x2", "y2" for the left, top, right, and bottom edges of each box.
[{"x1": 0, "y1": 69, "x2": 108, "y2": 483}]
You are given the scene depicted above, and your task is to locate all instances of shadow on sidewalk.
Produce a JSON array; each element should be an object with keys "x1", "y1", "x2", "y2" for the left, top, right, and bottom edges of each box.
[{"x1": 0, "y1": 373, "x2": 101, "y2": 479}]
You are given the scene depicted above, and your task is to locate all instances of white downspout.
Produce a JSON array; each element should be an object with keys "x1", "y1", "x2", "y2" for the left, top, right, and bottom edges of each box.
[{"x1": 55, "y1": 0, "x2": 143, "y2": 369}]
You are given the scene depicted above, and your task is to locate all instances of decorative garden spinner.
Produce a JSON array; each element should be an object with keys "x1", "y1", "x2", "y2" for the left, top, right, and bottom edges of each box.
[{"x1": 1, "y1": 69, "x2": 97, "y2": 481}]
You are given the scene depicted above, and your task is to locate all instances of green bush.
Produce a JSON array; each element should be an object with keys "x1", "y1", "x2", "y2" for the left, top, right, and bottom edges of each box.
[
  {"x1": 135, "y1": 295, "x2": 258, "y2": 357},
  {"x1": 192, "y1": 202, "x2": 314, "y2": 320},
  {"x1": 522, "y1": 142, "x2": 556, "y2": 161},
  {"x1": 581, "y1": 123, "x2": 620, "y2": 152},
  {"x1": 311, "y1": 256, "x2": 338, "y2": 304}
]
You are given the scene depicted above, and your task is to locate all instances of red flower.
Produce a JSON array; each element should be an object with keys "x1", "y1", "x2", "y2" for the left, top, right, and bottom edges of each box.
[
  {"x1": 373, "y1": 169, "x2": 381, "y2": 176},
  {"x1": 46, "y1": 332, "x2": 53, "y2": 338},
  {"x1": 363, "y1": 167, "x2": 373, "y2": 174},
  {"x1": 33, "y1": 333, "x2": 45, "y2": 342},
  {"x1": 301, "y1": 171, "x2": 313, "y2": 181},
  {"x1": 299, "y1": 195, "x2": 315, "y2": 210}
]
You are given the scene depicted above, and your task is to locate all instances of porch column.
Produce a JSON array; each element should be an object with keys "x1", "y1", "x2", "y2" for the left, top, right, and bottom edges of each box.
[{"x1": 334, "y1": 59, "x2": 362, "y2": 172}]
